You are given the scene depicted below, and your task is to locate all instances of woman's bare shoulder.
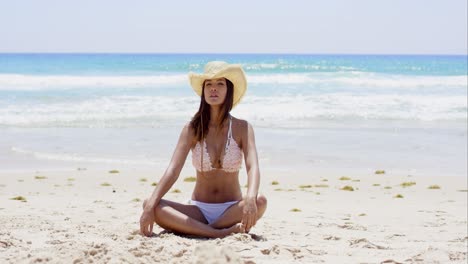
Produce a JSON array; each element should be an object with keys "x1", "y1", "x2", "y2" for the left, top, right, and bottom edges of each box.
[
  {"x1": 231, "y1": 116, "x2": 249, "y2": 131},
  {"x1": 230, "y1": 117, "x2": 251, "y2": 148}
]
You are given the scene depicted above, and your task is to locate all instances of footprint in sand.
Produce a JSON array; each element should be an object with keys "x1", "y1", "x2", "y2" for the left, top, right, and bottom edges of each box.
[
  {"x1": 305, "y1": 248, "x2": 327, "y2": 256},
  {"x1": 385, "y1": 234, "x2": 406, "y2": 240},
  {"x1": 285, "y1": 248, "x2": 304, "y2": 260},
  {"x1": 405, "y1": 247, "x2": 456, "y2": 263},
  {"x1": 128, "y1": 243, "x2": 163, "y2": 258},
  {"x1": 82, "y1": 242, "x2": 110, "y2": 262},
  {"x1": 448, "y1": 251, "x2": 467, "y2": 261},
  {"x1": 337, "y1": 223, "x2": 367, "y2": 231},
  {"x1": 380, "y1": 259, "x2": 403, "y2": 264},
  {"x1": 323, "y1": 235, "x2": 341, "y2": 241},
  {"x1": 448, "y1": 236, "x2": 468, "y2": 242},
  {"x1": 0, "y1": 240, "x2": 13, "y2": 248},
  {"x1": 128, "y1": 247, "x2": 152, "y2": 258},
  {"x1": 349, "y1": 238, "x2": 388, "y2": 249},
  {"x1": 172, "y1": 249, "x2": 188, "y2": 258},
  {"x1": 260, "y1": 245, "x2": 280, "y2": 255},
  {"x1": 45, "y1": 240, "x2": 66, "y2": 245},
  {"x1": 32, "y1": 257, "x2": 52, "y2": 263}
]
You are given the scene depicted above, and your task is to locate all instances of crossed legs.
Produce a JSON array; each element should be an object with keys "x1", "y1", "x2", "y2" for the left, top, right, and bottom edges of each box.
[{"x1": 143, "y1": 194, "x2": 267, "y2": 238}]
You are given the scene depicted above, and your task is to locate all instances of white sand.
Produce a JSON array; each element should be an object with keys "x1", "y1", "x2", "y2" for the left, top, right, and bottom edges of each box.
[{"x1": 0, "y1": 168, "x2": 466, "y2": 263}]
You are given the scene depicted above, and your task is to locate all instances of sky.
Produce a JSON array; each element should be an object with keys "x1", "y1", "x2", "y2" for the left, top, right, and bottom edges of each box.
[{"x1": 0, "y1": 0, "x2": 467, "y2": 54}]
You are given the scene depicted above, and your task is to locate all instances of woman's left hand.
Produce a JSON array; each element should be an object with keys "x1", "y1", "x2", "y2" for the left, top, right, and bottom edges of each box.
[{"x1": 242, "y1": 197, "x2": 258, "y2": 232}]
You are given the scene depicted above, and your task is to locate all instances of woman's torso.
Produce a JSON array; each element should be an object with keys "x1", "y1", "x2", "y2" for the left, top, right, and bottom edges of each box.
[
  {"x1": 190, "y1": 117, "x2": 245, "y2": 203},
  {"x1": 192, "y1": 171, "x2": 242, "y2": 202}
]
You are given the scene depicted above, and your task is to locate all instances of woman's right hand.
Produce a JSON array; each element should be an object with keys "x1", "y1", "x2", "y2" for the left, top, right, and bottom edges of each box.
[{"x1": 139, "y1": 208, "x2": 155, "y2": 237}]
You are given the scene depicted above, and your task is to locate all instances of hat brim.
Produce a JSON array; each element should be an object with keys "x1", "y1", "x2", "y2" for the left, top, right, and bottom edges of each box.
[{"x1": 189, "y1": 65, "x2": 247, "y2": 108}]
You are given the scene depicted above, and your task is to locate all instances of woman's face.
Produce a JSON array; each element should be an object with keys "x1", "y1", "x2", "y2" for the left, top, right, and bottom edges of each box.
[{"x1": 203, "y1": 78, "x2": 227, "y2": 106}]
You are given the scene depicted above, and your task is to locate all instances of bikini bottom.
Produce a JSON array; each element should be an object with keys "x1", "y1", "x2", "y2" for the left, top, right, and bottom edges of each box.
[{"x1": 188, "y1": 199, "x2": 239, "y2": 224}]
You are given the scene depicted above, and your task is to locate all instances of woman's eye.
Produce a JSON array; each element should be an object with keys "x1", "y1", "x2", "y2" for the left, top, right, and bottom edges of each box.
[{"x1": 217, "y1": 83, "x2": 224, "y2": 86}]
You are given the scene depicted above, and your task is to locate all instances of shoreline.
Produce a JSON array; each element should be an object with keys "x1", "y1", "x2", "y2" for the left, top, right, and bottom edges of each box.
[{"x1": 1, "y1": 121, "x2": 466, "y2": 179}]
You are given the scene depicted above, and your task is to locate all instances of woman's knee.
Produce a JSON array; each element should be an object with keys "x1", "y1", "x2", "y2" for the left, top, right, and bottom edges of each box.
[
  {"x1": 142, "y1": 199, "x2": 167, "y2": 224},
  {"x1": 153, "y1": 200, "x2": 169, "y2": 222},
  {"x1": 256, "y1": 194, "x2": 267, "y2": 210}
]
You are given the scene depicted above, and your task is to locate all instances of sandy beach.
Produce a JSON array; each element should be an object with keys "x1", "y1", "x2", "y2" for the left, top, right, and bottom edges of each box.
[{"x1": 0, "y1": 166, "x2": 466, "y2": 263}]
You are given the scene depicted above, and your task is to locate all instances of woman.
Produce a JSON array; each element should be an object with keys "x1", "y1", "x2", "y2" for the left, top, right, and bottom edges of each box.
[{"x1": 139, "y1": 61, "x2": 267, "y2": 238}]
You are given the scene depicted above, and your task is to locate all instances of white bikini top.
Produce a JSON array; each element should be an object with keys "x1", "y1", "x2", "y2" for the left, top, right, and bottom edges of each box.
[{"x1": 192, "y1": 117, "x2": 243, "y2": 173}]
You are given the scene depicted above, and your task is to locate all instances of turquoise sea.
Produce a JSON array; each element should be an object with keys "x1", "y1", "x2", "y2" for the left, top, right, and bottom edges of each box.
[{"x1": 0, "y1": 53, "x2": 466, "y2": 177}]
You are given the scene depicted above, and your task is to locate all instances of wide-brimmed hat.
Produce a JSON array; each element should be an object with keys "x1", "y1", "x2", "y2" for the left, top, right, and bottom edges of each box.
[{"x1": 189, "y1": 61, "x2": 247, "y2": 108}]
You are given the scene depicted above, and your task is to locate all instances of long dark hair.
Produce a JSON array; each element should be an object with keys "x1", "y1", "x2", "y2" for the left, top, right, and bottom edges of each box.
[{"x1": 190, "y1": 78, "x2": 234, "y2": 142}]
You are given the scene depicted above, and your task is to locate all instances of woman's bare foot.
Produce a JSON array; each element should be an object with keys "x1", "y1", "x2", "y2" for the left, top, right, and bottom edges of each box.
[{"x1": 217, "y1": 223, "x2": 246, "y2": 238}]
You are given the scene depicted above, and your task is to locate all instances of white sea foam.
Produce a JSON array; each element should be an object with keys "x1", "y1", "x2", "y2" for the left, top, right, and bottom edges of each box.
[
  {"x1": 0, "y1": 72, "x2": 465, "y2": 90},
  {"x1": 248, "y1": 72, "x2": 467, "y2": 88},
  {"x1": 0, "y1": 96, "x2": 199, "y2": 127},
  {"x1": 0, "y1": 94, "x2": 465, "y2": 128},
  {"x1": 236, "y1": 95, "x2": 467, "y2": 126},
  {"x1": 244, "y1": 63, "x2": 357, "y2": 71},
  {"x1": 0, "y1": 74, "x2": 187, "y2": 90},
  {"x1": 11, "y1": 146, "x2": 159, "y2": 165}
]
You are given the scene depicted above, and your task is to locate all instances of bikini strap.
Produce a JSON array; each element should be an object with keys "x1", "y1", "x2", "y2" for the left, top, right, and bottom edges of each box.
[{"x1": 225, "y1": 116, "x2": 232, "y2": 150}]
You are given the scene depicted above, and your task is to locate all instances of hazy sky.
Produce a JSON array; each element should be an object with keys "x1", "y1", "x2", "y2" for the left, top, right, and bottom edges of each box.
[{"x1": 1, "y1": 0, "x2": 466, "y2": 54}]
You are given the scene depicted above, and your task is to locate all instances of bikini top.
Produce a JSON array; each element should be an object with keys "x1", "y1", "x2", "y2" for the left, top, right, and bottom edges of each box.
[{"x1": 192, "y1": 117, "x2": 243, "y2": 173}]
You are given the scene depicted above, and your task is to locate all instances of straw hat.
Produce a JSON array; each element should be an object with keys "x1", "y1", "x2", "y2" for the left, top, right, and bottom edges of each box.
[{"x1": 189, "y1": 61, "x2": 247, "y2": 108}]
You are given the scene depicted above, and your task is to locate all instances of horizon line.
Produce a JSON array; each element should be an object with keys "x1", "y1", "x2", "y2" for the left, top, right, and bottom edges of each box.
[{"x1": 0, "y1": 51, "x2": 466, "y2": 56}]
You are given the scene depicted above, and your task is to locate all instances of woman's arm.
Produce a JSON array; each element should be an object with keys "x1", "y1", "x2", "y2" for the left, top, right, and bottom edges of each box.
[
  {"x1": 243, "y1": 122, "x2": 260, "y2": 199},
  {"x1": 242, "y1": 121, "x2": 260, "y2": 232},
  {"x1": 140, "y1": 123, "x2": 193, "y2": 236},
  {"x1": 143, "y1": 123, "x2": 193, "y2": 212}
]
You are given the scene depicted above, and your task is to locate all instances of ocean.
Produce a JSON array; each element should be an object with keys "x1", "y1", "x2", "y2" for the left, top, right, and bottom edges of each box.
[{"x1": 0, "y1": 53, "x2": 466, "y2": 177}]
